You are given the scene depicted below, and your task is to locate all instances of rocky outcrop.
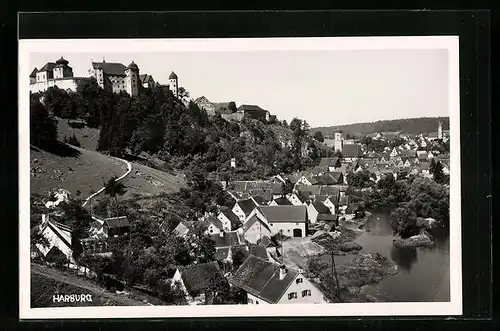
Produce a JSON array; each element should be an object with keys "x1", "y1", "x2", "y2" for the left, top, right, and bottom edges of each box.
[{"x1": 393, "y1": 232, "x2": 435, "y2": 248}]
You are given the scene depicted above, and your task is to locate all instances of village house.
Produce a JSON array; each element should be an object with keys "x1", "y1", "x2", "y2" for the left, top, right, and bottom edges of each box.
[
  {"x1": 139, "y1": 74, "x2": 155, "y2": 89},
  {"x1": 270, "y1": 197, "x2": 293, "y2": 206},
  {"x1": 35, "y1": 214, "x2": 75, "y2": 265},
  {"x1": 237, "y1": 104, "x2": 271, "y2": 121},
  {"x1": 314, "y1": 195, "x2": 337, "y2": 215},
  {"x1": 217, "y1": 207, "x2": 242, "y2": 232},
  {"x1": 285, "y1": 192, "x2": 309, "y2": 206},
  {"x1": 318, "y1": 157, "x2": 342, "y2": 172},
  {"x1": 241, "y1": 214, "x2": 273, "y2": 244},
  {"x1": 102, "y1": 216, "x2": 130, "y2": 238},
  {"x1": 295, "y1": 175, "x2": 319, "y2": 187},
  {"x1": 341, "y1": 143, "x2": 362, "y2": 162},
  {"x1": 210, "y1": 231, "x2": 247, "y2": 271},
  {"x1": 306, "y1": 201, "x2": 333, "y2": 224},
  {"x1": 247, "y1": 205, "x2": 308, "y2": 238},
  {"x1": 229, "y1": 256, "x2": 327, "y2": 304},
  {"x1": 193, "y1": 96, "x2": 217, "y2": 116},
  {"x1": 232, "y1": 198, "x2": 259, "y2": 223},
  {"x1": 171, "y1": 261, "x2": 228, "y2": 305}
]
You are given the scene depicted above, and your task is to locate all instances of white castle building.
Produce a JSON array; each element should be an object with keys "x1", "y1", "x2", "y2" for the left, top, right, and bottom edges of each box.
[{"x1": 30, "y1": 56, "x2": 178, "y2": 98}]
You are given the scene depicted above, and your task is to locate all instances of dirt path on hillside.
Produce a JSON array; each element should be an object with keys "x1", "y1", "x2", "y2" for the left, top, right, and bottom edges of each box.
[{"x1": 31, "y1": 263, "x2": 148, "y2": 306}]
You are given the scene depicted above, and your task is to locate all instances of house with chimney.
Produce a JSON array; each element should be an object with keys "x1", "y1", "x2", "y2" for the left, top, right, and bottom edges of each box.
[
  {"x1": 217, "y1": 207, "x2": 242, "y2": 231},
  {"x1": 34, "y1": 214, "x2": 75, "y2": 265},
  {"x1": 232, "y1": 198, "x2": 259, "y2": 223},
  {"x1": 229, "y1": 255, "x2": 326, "y2": 304}
]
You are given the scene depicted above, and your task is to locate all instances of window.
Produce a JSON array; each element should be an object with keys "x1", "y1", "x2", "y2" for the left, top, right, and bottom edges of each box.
[
  {"x1": 256, "y1": 301, "x2": 259, "y2": 304},
  {"x1": 287, "y1": 229, "x2": 290, "y2": 232},
  {"x1": 296, "y1": 278, "x2": 303, "y2": 284},
  {"x1": 302, "y1": 290, "x2": 311, "y2": 297},
  {"x1": 288, "y1": 292, "x2": 297, "y2": 300},
  {"x1": 248, "y1": 298, "x2": 253, "y2": 304}
]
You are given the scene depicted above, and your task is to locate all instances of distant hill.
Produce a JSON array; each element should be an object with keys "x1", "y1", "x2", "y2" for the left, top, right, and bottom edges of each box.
[{"x1": 311, "y1": 117, "x2": 450, "y2": 137}]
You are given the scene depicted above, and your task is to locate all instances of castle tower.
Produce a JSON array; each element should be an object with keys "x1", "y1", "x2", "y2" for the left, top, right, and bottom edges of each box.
[
  {"x1": 437, "y1": 121, "x2": 443, "y2": 140},
  {"x1": 334, "y1": 132, "x2": 343, "y2": 153},
  {"x1": 169, "y1": 71, "x2": 178, "y2": 98},
  {"x1": 125, "y1": 61, "x2": 140, "y2": 97}
]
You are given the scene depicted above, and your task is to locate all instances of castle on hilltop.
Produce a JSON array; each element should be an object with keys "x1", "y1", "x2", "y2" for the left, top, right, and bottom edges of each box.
[{"x1": 30, "y1": 56, "x2": 179, "y2": 98}]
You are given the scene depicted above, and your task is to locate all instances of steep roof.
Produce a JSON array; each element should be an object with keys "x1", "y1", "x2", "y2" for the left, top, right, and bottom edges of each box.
[
  {"x1": 257, "y1": 206, "x2": 307, "y2": 224},
  {"x1": 242, "y1": 215, "x2": 271, "y2": 233},
  {"x1": 238, "y1": 104, "x2": 265, "y2": 112},
  {"x1": 248, "y1": 244, "x2": 270, "y2": 261},
  {"x1": 169, "y1": 71, "x2": 178, "y2": 79},
  {"x1": 317, "y1": 214, "x2": 339, "y2": 221},
  {"x1": 30, "y1": 68, "x2": 38, "y2": 78},
  {"x1": 207, "y1": 216, "x2": 224, "y2": 231},
  {"x1": 39, "y1": 62, "x2": 56, "y2": 72},
  {"x1": 252, "y1": 196, "x2": 267, "y2": 205},
  {"x1": 342, "y1": 144, "x2": 362, "y2": 158},
  {"x1": 92, "y1": 61, "x2": 128, "y2": 76},
  {"x1": 179, "y1": 261, "x2": 226, "y2": 296},
  {"x1": 312, "y1": 201, "x2": 330, "y2": 215},
  {"x1": 236, "y1": 198, "x2": 258, "y2": 217},
  {"x1": 319, "y1": 157, "x2": 341, "y2": 168},
  {"x1": 319, "y1": 185, "x2": 341, "y2": 197},
  {"x1": 210, "y1": 231, "x2": 245, "y2": 248},
  {"x1": 104, "y1": 216, "x2": 130, "y2": 229},
  {"x1": 229, "y1": 255, "x2": 298, "y2": 303},
  {"x1": 272, "y1": 197, "x2": 293, "y2": 206},
  {"x1": 139, "y1": 74, "x2": 154, "y2": 83},
  {"x1": 220, "y1": 207, "x2": 240, "y2": 228}
]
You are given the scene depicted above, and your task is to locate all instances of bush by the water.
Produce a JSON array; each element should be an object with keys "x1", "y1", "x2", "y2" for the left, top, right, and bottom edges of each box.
[{"x1": 393, "y1": 232, "x2": 435, "y2": 248}]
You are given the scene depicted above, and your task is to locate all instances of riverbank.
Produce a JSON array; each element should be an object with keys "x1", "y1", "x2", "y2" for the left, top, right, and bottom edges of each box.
[{"x1": 393, "y1": 231, "x2": 435, "y2": 248}]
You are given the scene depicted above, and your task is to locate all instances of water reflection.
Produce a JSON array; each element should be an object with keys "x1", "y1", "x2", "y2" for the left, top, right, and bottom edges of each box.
[{"x1": 390, "y1": 246, "x2": 418, "y2": 272}]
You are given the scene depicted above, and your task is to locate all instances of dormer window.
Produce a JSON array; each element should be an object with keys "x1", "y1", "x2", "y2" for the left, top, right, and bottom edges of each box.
[{"x1": 288, "y1": 292, "x2": 297, "y2": 300}]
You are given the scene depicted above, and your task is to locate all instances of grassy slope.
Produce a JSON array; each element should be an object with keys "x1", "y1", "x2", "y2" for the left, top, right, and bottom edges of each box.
[
  {"x1": 121, "y1": 162, "x2": 186, "y2": 200},
  {"x1": 30, "y1": 144, "x2": 127, "y2": 198},
  {"x1": 31, "y1": 263, "x2": 152, "y2": 307},
  {"x1": 56, "y1": 118, "x2": 100, "y2": 151}
]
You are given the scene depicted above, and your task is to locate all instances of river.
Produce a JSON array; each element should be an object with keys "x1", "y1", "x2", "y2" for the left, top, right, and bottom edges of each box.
[{"x1": 337, "y1": 209, "x2": 450, "y2": 302}]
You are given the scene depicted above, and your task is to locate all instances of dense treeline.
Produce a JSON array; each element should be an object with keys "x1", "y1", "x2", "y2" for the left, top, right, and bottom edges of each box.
[{"x1": 312, "y1": 117, "x2": 450, "y2": 137}]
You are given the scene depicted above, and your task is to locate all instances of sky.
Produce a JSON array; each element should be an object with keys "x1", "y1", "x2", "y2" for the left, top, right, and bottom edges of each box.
[{"x1": 30, "y1": 49, "x2": 449, "y2": 128}]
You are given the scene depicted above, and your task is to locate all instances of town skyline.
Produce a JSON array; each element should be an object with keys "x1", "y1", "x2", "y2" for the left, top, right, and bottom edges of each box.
[{"x1": 30, "y1": 49, "x2": 449, "y2": 128}]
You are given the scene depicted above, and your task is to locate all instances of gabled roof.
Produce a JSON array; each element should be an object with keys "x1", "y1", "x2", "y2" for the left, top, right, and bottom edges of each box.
[
  {"x1": 39, "y1": 62, "x2": 56, "y2": 72},
  {"x1": 104, "y1": 216, "x2": 130, "y2": 229},
  {"x1": 229, "y1": 255, "x2": 298, "y2": 304},
  {"x1": 248, "y1": 244, "x2": 270, "y2": 261},
  {"x1": 257, "y1": 206, "x2": 307, "y2": 224},
  {"x1": 257, "y1": 235, "x2": 278, "y2": 248},
  {"x1": 342, "y1": 144, "x2": 361, "y2": 158},
  {"x1": 311, "y1": 201, "x2": 330, "y2": 214},
  {"x1": 92, "y1": 61, "x2": 128, "y2": 76},
  {"x1": 30, "y1": 68, "x2": 38, "y2": 78},
  {"x1": 272, "y1": 197, "x2": 293, "y2": 206},
  {"x1": 317, "y1": 214, "x2": 339, "y2": 221},
  {"x1": 169, "y1": 71, "x2": 178, "y2": 79},
  {"x1": 220, "y1": 207, "x2": 240, "y2": 228},
  {"x1": 295, "y1": 185, "x2": 321, "y2": 196},
  {"x1": 236, "y1": 198, "x2": 258, "y2": 217},
  {"x1": 242, "y1": 215, "x2": 271, "y2": 233},
  {"x1": 238, "y1": 104, "x2": 265, "y2": 112},
  {"x1": 210, "y1": 231, "x2": 245, "y2": 248},
  {"x1": 139, "y1": 74, "x2": 154, "y2": 83},
  {"x1": 251, "y1": 196, "x2": 267, "y2": 206},
  {"x1": 319, "y1": 157, "x2": 341, "y2": 168},
  {"x1": 179, "y1": 261, "x2": 226, "y2": 296},
  {"x1": 319, "y1": 185, "x2": 341, "y2": 197},
  {"x1": 173, "y1": 221, "x2": 194, "y2": 237},
  {"x1": 207, "y1": 216, "x2": 224, "y2": 231},
  {"x1": 315, "y1": 173, "x2": 337, "y2": 186}
]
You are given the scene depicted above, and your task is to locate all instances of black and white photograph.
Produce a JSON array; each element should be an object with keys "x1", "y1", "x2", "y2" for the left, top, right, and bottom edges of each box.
[{"x1": 19, "y1": 37, "x2": 461, "y2": 318}]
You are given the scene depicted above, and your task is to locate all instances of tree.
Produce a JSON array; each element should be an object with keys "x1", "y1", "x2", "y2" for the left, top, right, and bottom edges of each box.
[
  {"x1": 30, "y1": 95, "x2": 58, "y2": 148},
  {"x1": 390, "y1": 207, "x2": 418, "y2": 238},
  {"x1": 313, "y1": 131, "x2": 325, "y2": 143},
  {"x1": 432, "y1": 161, "x2": 445, "y2": 184},
  {"x1": 290, "y1": 118, "x2": 309, "y2": 170},
  {"x1": 178, "y1": 87, "x2": 190, "y2": 102},
  {"x1": 228, "y1": 101, "x2": 237, "y2": 113},
  {"x1": 103, "y1": 176, "x2": 127, "y2": 216}
]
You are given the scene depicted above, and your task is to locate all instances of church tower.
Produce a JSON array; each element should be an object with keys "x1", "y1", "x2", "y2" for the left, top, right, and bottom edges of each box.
[
  {"x1": 437, "y1": 121, "x2": 443, "y2": 140},
  {"x1": 169, "y1": 71, "x2": 178, "y2": 98},
  {"x1": 125, "y1": 61, "x2": 140, "y2": 97},
  {"x1": 334, "y1": 132, "x2": 343, "y2": 153}
]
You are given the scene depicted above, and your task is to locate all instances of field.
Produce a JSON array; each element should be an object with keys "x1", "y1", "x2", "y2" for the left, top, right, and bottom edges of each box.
[
  {"x1": 30, "y1": 144, "x2": 128, "y2": 199},
  {"x1": 56, "y1": 118, "x2": 100, "y2": 151},
  {"x1": 31, "y1": 263, "x2": 151, "y2": 307}
]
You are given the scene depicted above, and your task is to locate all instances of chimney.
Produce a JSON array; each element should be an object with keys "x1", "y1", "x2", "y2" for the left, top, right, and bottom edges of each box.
[
  {"x1": 279, "y1": 264, "x2": 287, "y2": 280},
  {"x1": 219, "y1": 230, "x2": 225, "y2": 238}
]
